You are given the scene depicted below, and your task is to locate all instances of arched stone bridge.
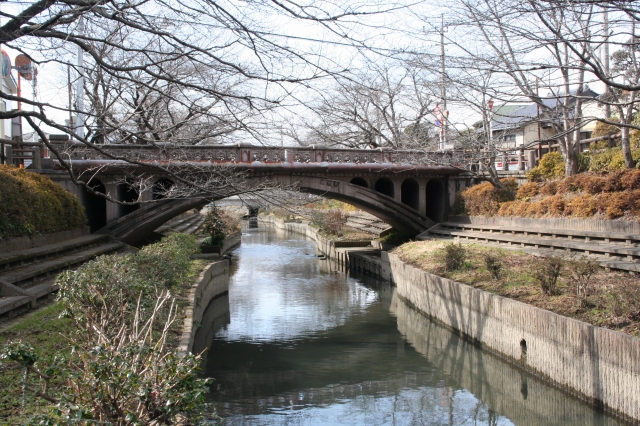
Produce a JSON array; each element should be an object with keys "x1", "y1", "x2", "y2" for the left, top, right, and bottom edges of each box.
[{"x1": 47, "y1": 143, "x2": 473, "y2": 245}]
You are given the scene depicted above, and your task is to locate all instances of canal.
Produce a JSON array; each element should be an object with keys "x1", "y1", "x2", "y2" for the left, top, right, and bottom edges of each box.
[{"x1": 195, "y1": 221, "x2": 623, "y2": 425}]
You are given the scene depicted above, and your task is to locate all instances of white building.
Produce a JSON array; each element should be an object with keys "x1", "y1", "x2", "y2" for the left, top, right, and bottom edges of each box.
[
  {"x1": 1, "y1": 71, "x2": 18, "y2": 140},
  {"x1": 491, "y1": 88, "x2": 602, "y2": 151}
]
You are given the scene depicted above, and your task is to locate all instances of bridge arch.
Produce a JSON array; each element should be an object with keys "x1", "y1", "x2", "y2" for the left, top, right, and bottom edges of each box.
[
  {"x1": 374, "y1": 178, "x2": 394, "y2": 198},
  {"x1": 117, "y1": 182, "x2": 140, "y2": 217},
  {"x1": 425, "y1": 178, "x2": 445, "y2": 222},
  {"x1": 152, "y1": 178, "x2": 174, "y2": 200},
  {"x1": 83, "y1": 179, "x2": 107, "y2": 233},
  {"x1": 350, "y1": 177, "x2": 368, "y2": 188},
  {"x1": 401, "y1": 178, "x2": 420, "y2": 211}
]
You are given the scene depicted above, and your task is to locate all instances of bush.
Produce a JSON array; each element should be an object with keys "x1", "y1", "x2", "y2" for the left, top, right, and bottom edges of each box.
[
  {"x1": 311, "y1": 209, "x2": 348, "y2": 236},
  {"x1": 591, "y1": 117, "x2": 620, "y2": 139},
  {"x1": 3, "y1": 234, "x2": 215, "y2": 423},
  {"x1": 454, "y1": 179, "x2": 517, "y2": 216},
  {"x1": 516, "y1": 182, "x2": 538, "y2": 200},
  {"x1": 441, "y1": 243, "x2": 466, "y2": 272},
  {"x1": 532, "y1": 256, "x2": 564, "y2": 296},
  {"x1": 0, "y1": 165, "x2": 86, "y2": 240},
  {"x1": 588, "y1": 147, "x2": 640, "y2": 172},
  {"x1": 527, "y1": 152, "x2": 565, "y2": 182},
  {"x1": 202, "y1": 205, "x2": 239, "y2": 246},
  {"x1": 484, "y1": 253, "x2": 503, "y2": 280},
  {"x1": 565, "y1": 256, "x2": 599, "y2": 305}
]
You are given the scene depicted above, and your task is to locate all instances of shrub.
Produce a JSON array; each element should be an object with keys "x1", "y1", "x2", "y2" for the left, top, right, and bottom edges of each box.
[
  {"x1": 619, "y1": 169, "x2": 640, "y2": 190},
  {"x1": 3, "y1": 235, "x2": 215, "y2": 423},
  {"x1": 539, "y1": 181, "x2": 558, "y2": 196},
  {"x1": 532, "y1": 256, "x2": 564, "y2": 296},
  {"x1": 484, "y1": 253, "x2": 503, "y2": 280},
  {"x1": 454, "y1": 179, "x2": 516, "y2": 216},
  {"x1": 563, "y1": 194, "x2": 597, "y2": 218},
  {"x1": 527, "y1": 152, "x2": 565, "y2": 182},
  {"x1": 203, "y1": 205, "x2": 230, "y2": 246},
  {"x1": 441, "y1": 243, "x2": 466, "y2": 272},
  {"x1": 565, "y1": 256, "x2": 599, "y2": 305},
  {"x1": 589, "y1": 147, "x2": 640, "y2": 172},
  {"x1": 516, "y1": 182, "x2": 538, "y2": 200},
  {"x1": 591, "y1": 117, "x2": 620, "y2": 139},
  {"x1": 311, "y1": 209, "x2": 348, "y2": 236},
  {"x1": 0, "y1": 165, "x2": 86, "y2": 239}
]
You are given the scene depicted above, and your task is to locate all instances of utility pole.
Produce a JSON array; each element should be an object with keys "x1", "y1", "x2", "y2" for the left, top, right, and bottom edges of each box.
[
  {"x1": 440, "y1": 14, "x2": 447, "y2": 147},
  {"x1": 603, "y1": 3, "x2": 611, "y2": 118},
  {"x1": 76, "y1": 16, "x2": 85, "y2": 139}
]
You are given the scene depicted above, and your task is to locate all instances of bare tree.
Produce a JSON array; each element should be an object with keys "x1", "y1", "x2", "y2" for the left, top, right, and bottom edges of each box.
[
  {"x1": 287, "y1": 63, "x2": 438, "y2": 149},
  {"x1": 0, "y1": 0, "x2": 397, "y2": 202}
]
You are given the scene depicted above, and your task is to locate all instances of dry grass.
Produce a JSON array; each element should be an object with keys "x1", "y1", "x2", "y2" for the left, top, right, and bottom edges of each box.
[
  {"x1": 457, "y1": 170, "x2": 640, "y2": 221},
  {"x1": 392, "y1": 241, "x2": 640, "y2": 337}
]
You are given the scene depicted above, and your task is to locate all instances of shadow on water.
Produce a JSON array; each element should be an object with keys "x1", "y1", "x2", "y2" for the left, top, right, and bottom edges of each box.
[{"x1": 195, "y1": 222, "x2": 624, "y2": 425}]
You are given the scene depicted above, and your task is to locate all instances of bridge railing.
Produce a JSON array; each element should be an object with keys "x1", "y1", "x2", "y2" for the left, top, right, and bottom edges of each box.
[{"x1": 49, "y1": 142, "x2": 460, "y2": 166}]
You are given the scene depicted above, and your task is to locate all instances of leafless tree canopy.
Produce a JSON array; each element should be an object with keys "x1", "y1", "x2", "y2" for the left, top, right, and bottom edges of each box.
[{"x1": 1, "y1": 0, "x2": 639, "y2": 198}]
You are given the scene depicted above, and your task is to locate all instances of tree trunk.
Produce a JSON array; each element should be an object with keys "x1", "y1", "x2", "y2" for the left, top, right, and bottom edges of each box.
[{"x1": 621, "y1": 126, "x2": 634, "y2": 168}]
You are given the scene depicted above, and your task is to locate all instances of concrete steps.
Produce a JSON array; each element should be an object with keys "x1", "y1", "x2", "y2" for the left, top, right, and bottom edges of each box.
[
  {"x1": 0, "y1": 235, "x2": 128, "y2": 318},
  {"x1": 345, "y1": 212, "x2": 392, "y2": 237},
  {"x1": 422, "y1": 222, "x2": 640, "y2": 273},
  {"x1": 156, "y1": 212, "x2": 205, "y2": 236}
]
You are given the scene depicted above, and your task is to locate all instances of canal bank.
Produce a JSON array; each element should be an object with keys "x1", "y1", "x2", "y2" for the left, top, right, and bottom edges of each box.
[{"x1": 258, "y1": 215, "x2": 640, "y2": 424}]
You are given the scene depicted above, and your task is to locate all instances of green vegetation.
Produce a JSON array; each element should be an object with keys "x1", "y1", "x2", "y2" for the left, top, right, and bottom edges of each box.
[
  {"x1": 526, "y1": 152, "x2": 566, "y2": 182},
  {"x1": 0, "y1": 234, "x2": 218, "y2": 424},
  {"x1": 202, "y1": 205, "x2": 241, "y2": 247},
  {"x1": 393, "y1": 241, "x2": 640, "y2": 337},
  {"x1": 0, "y1": 165, "x2": 86, "y2": 240},
  {"x1": 376, "y1": 230, "x2": 411, "y2": 246}
]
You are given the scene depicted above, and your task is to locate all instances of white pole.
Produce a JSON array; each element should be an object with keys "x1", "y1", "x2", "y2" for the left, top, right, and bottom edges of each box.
[{"x1": 76, "y1": 16, "x2": 85, "y2": 139}]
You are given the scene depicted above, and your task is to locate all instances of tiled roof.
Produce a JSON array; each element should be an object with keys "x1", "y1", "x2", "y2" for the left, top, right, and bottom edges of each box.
[{"x1": 491, "y1": 88, "x2": 599, "y2": 131}]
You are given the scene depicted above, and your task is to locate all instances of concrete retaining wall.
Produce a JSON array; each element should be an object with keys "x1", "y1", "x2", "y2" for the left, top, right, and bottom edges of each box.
[
  {"x1": 392, "y1": 290, "x2": 622, "y2": 426},
  {"x1": 388, "y1": 251, "x2": 640, "y2": 423},
  {"x1": 0, "y1": 227, "x2": 90, "y2": 253},
  {"x1": 177, "y1": 260, "x2": 229, "y2": 355},
  {"x1": 220, "y1": 230, "x2": 241, "y2": 254},
  {"x1": 450, "y1": 215, "x2": 640, "y2": 234}
]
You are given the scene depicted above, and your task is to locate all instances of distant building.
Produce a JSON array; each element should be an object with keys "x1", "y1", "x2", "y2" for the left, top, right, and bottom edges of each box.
[
  {"x1": 1, "y1": 73, "x2": 17, "y2": 140},
  {"x1": 490, "y1": 88, "x2": 602, "y2": 150}
]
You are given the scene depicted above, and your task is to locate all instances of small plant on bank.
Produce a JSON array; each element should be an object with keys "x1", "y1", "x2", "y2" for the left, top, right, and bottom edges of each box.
[
  {"x1": 565, "y1": 256, "x2": 600, "y2": 306},
  {"x1": 441, "y1": 243, "x2": 466, "y2": 272},
  {"x1": 532, "y1": 256, "x2": 564, "y2": 296},
  {"x1": 484, "y1": 253, "x2": 503, "y2": 280},
  {"x1": 311, "y1": 209, "x2": 348, "y2": 237},
  {"x1": 203, "y1": 205, "x2": 240, "y2": 247}
]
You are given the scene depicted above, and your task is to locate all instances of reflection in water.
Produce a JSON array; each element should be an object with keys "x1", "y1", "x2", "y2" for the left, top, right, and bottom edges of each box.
[{"x1": 199, "y1": 223, "x2": 623, "y2": 425}]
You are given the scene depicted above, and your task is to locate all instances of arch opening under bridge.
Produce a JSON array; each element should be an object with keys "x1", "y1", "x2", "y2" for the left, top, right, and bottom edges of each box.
[{"x1": 96, "y1": 175, "x2": 444, "y2": 245}]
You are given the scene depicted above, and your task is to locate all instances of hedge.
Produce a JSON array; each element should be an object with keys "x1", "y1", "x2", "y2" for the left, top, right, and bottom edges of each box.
[{"x1": 0, "y1": 165, "x2": 86, "y2": 240}]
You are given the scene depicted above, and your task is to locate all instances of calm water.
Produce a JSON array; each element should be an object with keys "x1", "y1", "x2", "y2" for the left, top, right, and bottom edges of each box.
[{"x1": 195, "y1": 222, "x2": 624, "y2": 426}]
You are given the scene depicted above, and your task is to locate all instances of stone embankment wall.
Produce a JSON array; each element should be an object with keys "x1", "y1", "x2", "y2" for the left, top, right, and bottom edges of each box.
[
  {"x1": 220, "y1": 230, "x2": 242, "y2": 254},
  {"x1": 258, "y1": 216, "x2": 371, "y2": 260},
  {"x1": 0, "y1": 227, "x2": 89, "y2": 253},
  {"x1": 178, "y1": 260, "x2": 229, "y2": 355},
  {"x1": 450, "y1": 215, "x2": 640, "y2": 234}
]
